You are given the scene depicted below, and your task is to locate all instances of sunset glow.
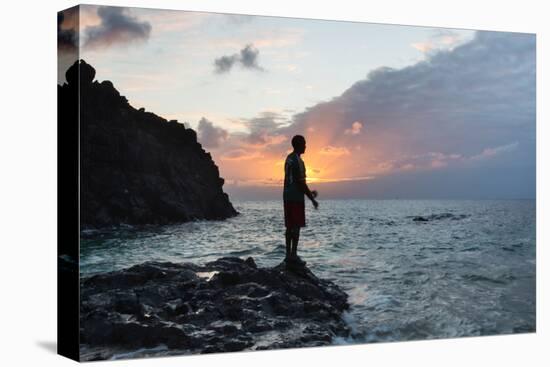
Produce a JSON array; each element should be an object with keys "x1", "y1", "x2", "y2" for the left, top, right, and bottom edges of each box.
[{"x1": 59, "y1": 5, "x2": 535, "y2": 199}]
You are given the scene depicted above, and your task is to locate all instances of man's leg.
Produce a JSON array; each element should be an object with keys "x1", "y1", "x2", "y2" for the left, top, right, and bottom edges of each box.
[
  {"x1": 285, "y1": 228, "x2": 292, "y2": 259},
  {"x1": 290, "y1": 227, "x2": 300, "y2": 257}
]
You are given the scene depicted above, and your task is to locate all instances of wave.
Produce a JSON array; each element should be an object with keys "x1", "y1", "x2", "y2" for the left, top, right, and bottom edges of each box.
[
  {"x1": 462, "y1": 274, "x2": 516, "y2": 285},
  {"x1": 410, "y1": 213, "x2": 470, "y2": 222},
  {"x1": 109, "y1": 344, "x2": 169, "y2": 360}
]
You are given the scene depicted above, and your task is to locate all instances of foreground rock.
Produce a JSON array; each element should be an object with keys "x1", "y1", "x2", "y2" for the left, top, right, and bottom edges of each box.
[
  {"x1": 80, "y1": 257, "x2": 350, "y2": 361},
  {"x1": 59, "y1": 60, "x2": 238, "y2": 228}
]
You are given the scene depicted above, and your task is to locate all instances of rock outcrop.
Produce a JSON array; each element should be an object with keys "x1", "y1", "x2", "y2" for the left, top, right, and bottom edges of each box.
[
  {"x1": 58, "y1": 60, "x2": 237, "y2": 228},
  {"x1": 79, "y1": 257, "x2": 350, "y2": 361}
]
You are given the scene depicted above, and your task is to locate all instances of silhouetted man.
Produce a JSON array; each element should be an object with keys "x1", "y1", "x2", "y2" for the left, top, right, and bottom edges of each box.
[{"x1": 283, "y1": 135, "x2": 318, "y2": 265}]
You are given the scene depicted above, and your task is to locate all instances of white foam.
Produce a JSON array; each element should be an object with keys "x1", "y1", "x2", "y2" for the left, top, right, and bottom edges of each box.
[
  {"x1": 109, "y1": 344, "x2": 168, "y2": 360},
  {"x1": 196, "y1": 271, "x2": 219, "y2": 281}
]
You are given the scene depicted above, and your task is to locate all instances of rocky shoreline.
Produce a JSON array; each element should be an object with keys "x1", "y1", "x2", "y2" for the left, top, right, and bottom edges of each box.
[
  {"x1": 79, "y1": 257, "x2": 351, "y2": 361},
  {"x1": 59, "y1": 60, "x2": 238, "y2": 228}
]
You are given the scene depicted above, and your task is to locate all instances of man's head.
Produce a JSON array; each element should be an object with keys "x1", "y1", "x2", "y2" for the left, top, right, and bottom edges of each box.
[{"x1": 291, "y1": 135, "x2": 306, "y2": 154}]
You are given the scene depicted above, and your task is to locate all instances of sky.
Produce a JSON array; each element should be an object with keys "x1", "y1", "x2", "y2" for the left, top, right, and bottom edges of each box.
[{"x1": 58, "y1": 5, "x2": 536, "y2": 200}]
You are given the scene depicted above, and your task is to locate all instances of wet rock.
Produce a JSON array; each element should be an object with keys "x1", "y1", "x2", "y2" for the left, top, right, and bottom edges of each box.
[{"x1": 80, "y1": 256, "x2": 351, "y2": 360}]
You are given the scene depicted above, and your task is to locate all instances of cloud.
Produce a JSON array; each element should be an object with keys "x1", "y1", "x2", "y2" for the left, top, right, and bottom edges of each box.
[
  {"x1": 411, "y1": 28, "x2": 468, "y2": 55},
  {"x1": 58, "y1": 9, "x2": 78, "y2": 52},
  {"x1": 221, "y1": 149, "x2": 263, "y2": 161},
  {"x1": 245, "y1": 111, "x2": 288, "y2": 133},
  {"x1": 144, "y1": 10, "x2": 212, "y2": 33},
  {"x1": 200, "y1": 30, "x2": 535, "y2": 199},
  {"x1": 58, "y1": 8, "x2": 80, "y2": 84},
  {"x1": 375, "y1": 151, "x2": 464, "y2": 174},
  {"x1": 319, "y1": 146, "x2": 351, "y2": 157},
  {"x1": 84, "y1": 6, "x2": 151, "y2": 49},
  {"x1": 226, "y1": 111, "x2": 290, "y2": 147},
  {"x1": 239, "y1": 44, "x2": 263, "y2": 70},
  {"x1": 244, "y1": 132, "x2": 287, "y2": 147},
  {"x1": 470, "y1": 142, "x2": 519, "y2": 161},
  {"x1": 215, "y1": 31, "x2": 534, "y2": 198},
  {"x1": 197, "y1": 117, "x2": 229, "y2": 148},
  {"x1": 434, "y1": 29, "x2": 462, "y2": 45},
  {"x1": 344, "y1": 121, "x2": 363, "y2": 135},
  {"x1": 373, "y1": 141, "x2": 520, "y2": 175},
  {"x1": 214, "y1": 44, "x2": 265, "y2": 73},
  {"x1": 286, "y1": 31, "x2": 534, "y2": 170},
  {"x1": 214, "y1": 55, "x2": 239, "y2": 74},
  {"x1": 224, "y1": 14, "x2": 257, "y2": 26},
  {"x1": 411, "y1": 42, "x2": 434, "y2": 53}
]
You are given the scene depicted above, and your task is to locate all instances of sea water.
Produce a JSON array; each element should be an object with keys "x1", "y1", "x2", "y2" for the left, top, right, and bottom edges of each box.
[{"x1": 80, "y1": 199, "x2": 536, "y2": 342}]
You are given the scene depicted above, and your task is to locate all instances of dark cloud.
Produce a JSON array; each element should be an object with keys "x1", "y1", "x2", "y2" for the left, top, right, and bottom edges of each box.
[
  {"x1": 214, "y1": 55, "x2": 239, "y2": 74},
  {"x1": 197, "y1": 117, "x2": 229, "y2": 148},
  {"x1": 239, "y1": 44, "x2": 263, "y2": 70},
  {"x1": 58, "y1": 9, "x2": 78, "y2": 52},
  {"x1": 84, "y1": 6, "x2": 151, "y2": 49},
  {"x1": 214, "y1": 44, "x2": 264, "y2": 74},
  {"x1": 241, "y1": 111, "x2": 288, "y2": 146},
  {"x1": 220, "y1": 31, "x2": 535, "y2": 198},
  {"x1": 280, "y1": 31, "x2": 534, "y2": 152},
  {"x1": 245, "y1": 111, "x2": 287, "y2": 132}
]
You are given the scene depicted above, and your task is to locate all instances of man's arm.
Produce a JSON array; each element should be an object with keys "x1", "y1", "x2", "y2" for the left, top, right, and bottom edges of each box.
[
  {"x1": 299, "y1": 180, "x2": 314, "y2": 200},
  {"x1": 291, "y1": 156, "x2": 318, "y2": 208},
  {"x1": 298, "y1": 179, "x2": 318, "y2": 209}
]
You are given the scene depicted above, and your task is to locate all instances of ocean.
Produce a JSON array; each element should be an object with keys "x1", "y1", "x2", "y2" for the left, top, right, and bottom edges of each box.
[{"x1": 80, "y1": 199, "x2": 536, "y2": 343}]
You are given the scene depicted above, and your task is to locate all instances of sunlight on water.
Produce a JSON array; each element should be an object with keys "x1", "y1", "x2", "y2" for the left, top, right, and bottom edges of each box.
[{"x1": 80, "y1": 199, "x2": 536, "y2": 342}]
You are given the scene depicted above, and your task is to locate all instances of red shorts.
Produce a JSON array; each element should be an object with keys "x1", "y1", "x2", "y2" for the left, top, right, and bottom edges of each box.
[{"x1": 284, "y1": 201, "x2": 305, "y2": 228}]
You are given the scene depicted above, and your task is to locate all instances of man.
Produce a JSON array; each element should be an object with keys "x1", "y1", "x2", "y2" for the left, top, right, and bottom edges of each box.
[{"x1": 283, "y1": 135, "x2": 319, "y2": 265}]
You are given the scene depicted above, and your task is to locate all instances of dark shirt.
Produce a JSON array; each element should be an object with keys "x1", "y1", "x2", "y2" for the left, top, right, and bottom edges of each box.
[{"x1": 283, "y1": 152, "x2": 306, "y2": 202}]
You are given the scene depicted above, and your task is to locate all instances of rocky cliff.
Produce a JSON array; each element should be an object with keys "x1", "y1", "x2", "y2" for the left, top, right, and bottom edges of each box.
[
  {"x1": 79, "y1": 257, "x2": 351, "y2": 360},
  {"x1": 58, "y1": 60, "x2": 237, "y2": 228}
]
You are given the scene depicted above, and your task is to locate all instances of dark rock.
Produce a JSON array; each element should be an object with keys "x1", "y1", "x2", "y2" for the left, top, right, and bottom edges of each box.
[
  {"x1": 59, "y1": 59, "x2": 238, "y2": 228},
  {"x1": 65, "y1": 59, "x2": 95, "y2": 86},
  {"x1": 412, "y1": 213, "x2": 470, "y2": 222},
  {"x1": 222, "y1": 338, "x2": 253, "y2": 352},
  {"x1": 80, "y1": 257, "x2": 351, "y2": 360},
  {"x1": 244, "y1": 256, "x2": 257, "y2": 268},
  {"x1": 242, "y1": 318, "x2": 273, "y2": 332},
  {"x1": 412, "y1": 216, "x2": 430, "y2": 222},
  {"x1": 58, "y1": 254, "x2": 78, "y2": 275}
]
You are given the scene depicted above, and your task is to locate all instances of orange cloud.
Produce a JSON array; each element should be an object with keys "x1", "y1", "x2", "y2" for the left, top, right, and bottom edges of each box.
[
  {"x1": 202, "y1": 33, "x2": 532, "y2": 195},
  {"x1": 319, "y1": 146, "x2": 351, "y2": 157},
  {"x1": 344, "y1": 121, "x2": 363, "y2": 135},
  {"x1": 411, "y1": 42, "x2": 434, "y2": 53},
  {"x1": 221, "y1": 149, "x2": 263, "y2": 161}
]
